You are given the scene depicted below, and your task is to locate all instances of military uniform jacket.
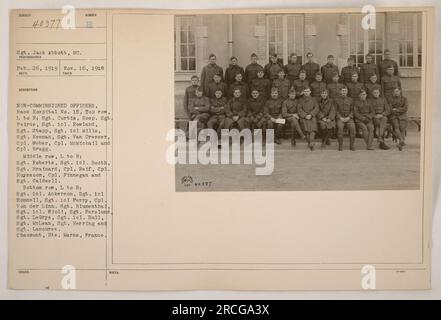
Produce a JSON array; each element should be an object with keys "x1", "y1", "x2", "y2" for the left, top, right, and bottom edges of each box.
[
  {"x1": 381, "y1": 75, "x2": 402, "y2": 97},
  {"x1": 334, "y1": 96, "x2": 354, "y2": 118},
  {"x1": 346, "y1": 81, "x2": 365, "y2": 100},
  {"x1": 365, "y1": 82, "x2": 383, "y2": 99},
  {"x1": 244, "y1": 62, "x2": 263, "y2": 84},
  {"x1": 247, "y1": 97, "x2": 265, "y2": 114},
  {"x1": 284, "y1": 62, "x2": 302, "y2": 82},
  {"x1": 360, "y1": 62, "x2": 380, "y2": 83},
  {"x1": 281, "y1": 99, "x2": 299, "y2": 118},
  {"x1": 264, "y1": 98, "x2": 283, "y2": 117},
  {"x1": 292, "y1": 79, "x2": 309, "y2": 97},
  {"x1": 379, "y1": 58, "x2": 399, "y2": 78},
  {"x1": 317, "y1": 98, "x2": 336, "y2": 120},
  {"x1": 298, "y1": 96, "x2": 319, "y2": 118},
  {"x1": 225, "y1": 64, "x2": 245, "y2": 87},
  {"x1": 228, "y1": 81, "x2": 249, "y2": 100},
  {"x1": 210, "y1": 97, "x2": 228, "y2": 116},
  {"x1": 353, "y1": 99, "x2": 374, "y2": 122},
  {"x1": 184, "y1": 85, "x2": 198, "y2": 116},
  {"x1": 188, "y1": 96, "x2": 210, "y2": 117},
  {"x1": 272, "y1": 78, "x2": 291, "y2": 99},
  {"x1": 388, "y1": 96, "x2": 408, "y2": 120},
  {"x1": 310, "y1": 81, "x2": 327, "y2": 98},
  {"x1": 327, "y1": 82, "x2": 345, "y2": 99},
  {"x1": 200, "y1": 63, "x2": 224, "y2": 95},
  {"x1": 340, "y1": 65, "x2": 360, "y2": 84},
  {"x1": 321, "y1": 63, "x2": 339, "y2": 83},
  {"x1": 302, "y1": 61, "x2": 320, "y2": 83},
  {"x1": 226, "y1": 98, "x2": 247, "y2": 117},
  {"x1": 264, "y1": 62, "x2": 284, "y2": 80},
  {"x1": 251, "y1": 78, "x2": 271, "y2": 99},
  {"x1": 369, "y1": 97, "x2": 391, "y2": 116},
  {"x1": 207, "y1": 81, "x2": 228, "y2": 99}
]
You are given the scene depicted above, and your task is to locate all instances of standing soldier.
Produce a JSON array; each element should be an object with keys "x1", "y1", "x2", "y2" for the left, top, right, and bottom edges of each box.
[
  {"x1": 272, "y1": 69, "x2": 290, "y2": 100},
  {"x1": 282, "y1": 88, "x2": 306, "y2": 146},
  {"x1": 244, "y1": 53, "x2": 263, "y2": 85},
  {"x1": 224, "y1": 56, "x2": 245, "y2": 90},
  {"x1": 388, "y1": 87, "x2": 408, "y2": 150},
  {"x1": 284, "y1": 53, "x2": 302, "y2": 87},
  {"x1": 346, "y1": 72, "x2": 365, "y2": 100},
  {"x1": 379, "y1": 49, "x2": 399, "y2": 78},
  {"x1": 321, "y1": 54, "x2": 339, "y2": 84},
  {"x1": 354, "y1": 90, "x2": 375, "y2": 150},
  {"x1": 292, "y1": 70, "x2": 309, "y2": 99},
  {"x1": 183, "y1": 75, "x2": 200, "y2": 118},
  {"x1": 264, "y1": 88, "x2": 284, "y2": 144},
  {"x1": 225, "y1": 88, "x2": 248, "y2": 130},
  {"x1": 302, "y1": 52, "x2": 320, "y2": 83},
  {"x1": 188, "y1": 87, "x2": 211, "y2": 135},
  {"x1": 340, "y1": 56, "x2": 360, "y2": 85},
  {"x1": 247, "y1": 89, "x2": 267, "y2": 132},
  {"x1": 251, "y1": 68, "x2": 271, "y2": 101},
  {"x1": 369, "y1": 88, "x2": 391, "y2": 150},
  {"x1": 200, "y1": 54, "x2": 224, "y2": 97},
  {"x1": 207, "y1": 89, "x2": 228, "y2": 137},
  {"x1": 327, "y1": 71, "x2": 345, "y2": 100},
  {"x1": 264, "y1": 53, "x2": 284, "y2": 81},
  {"x1": 310, "y1": 72, "x2": 327, "y2": 102},
  {"x1": 359, "y1": 53, "x2": 380, "y2": 84},
  {"x1": 334, "y1": 86, "x2": 356, "y2": 151},
  {"x1": 365, "y1": 74, "x2": 383, "y2": 99},
  {"x1": 317, "y1": 89, "x2": 336, "y2": 148},
  {"x1": 228, "y1": 73, "x2": 249, "y2": 102},
  {"x1": 381, "y1": 65, "x2": 402, "y2": 102},
  {"x1": 298, "y1": 87, "x2": 320, "y2": 151},
  {"x1": 207, "y1": 73, "x2": 228, "y2": 99}
]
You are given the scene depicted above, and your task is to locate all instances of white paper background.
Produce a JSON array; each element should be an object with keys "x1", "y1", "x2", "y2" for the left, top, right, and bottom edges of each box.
[{"x1": 0, "y1": 0, "x2": 440, "y2": 299}]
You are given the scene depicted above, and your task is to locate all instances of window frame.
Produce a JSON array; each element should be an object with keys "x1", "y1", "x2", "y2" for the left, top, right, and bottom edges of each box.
[
  {"x1": 174, "y1": 15, "x2": 196, "y2": 73},
  {"x1": 397, "y1": 12, "x2": 422, "y2": 69}
]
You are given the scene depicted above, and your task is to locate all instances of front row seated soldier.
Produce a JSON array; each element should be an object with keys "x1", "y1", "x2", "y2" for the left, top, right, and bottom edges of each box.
[
  {"x1": 188, "y1": 86, "x2": 211, "y2": 135},
  {"x1": 388, "y1": 87, "x2": 408, "y2": 151},
  {"x1": 247, "y1": 89, "x2": 266, "y2": 131},
  {"x1": 224, "y1": 88, "x2": 248, "y2": 130},
  {"x1": 264, "y1": 87, "x2": 284, "y2": 144},
  {"x1": 207, "y1": 89, "x2": 228, "y2": 136},
  {"x1": 282, "y1": 88, "x2": 306, "y2": 147},
  {"x1": 354, "y1": 90, "x2": 375, "y2": 150},
  {"x1": 298, "y1": 87, "x2": 320, "y2": 151},
  {"x1": 370, "y1": 88, "x2": 391, "y2": 150},
  {"x1": 334, "y1": 86, "x2": 356, "y2": 151},
  {"x1": 317, "y1": 89, "x2": 336, "y2": 148}
]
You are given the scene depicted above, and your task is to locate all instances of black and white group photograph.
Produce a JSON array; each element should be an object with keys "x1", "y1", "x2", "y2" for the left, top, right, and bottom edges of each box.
[{"x1": 174, "y1": 11, "x2": 424, "y2": 191}]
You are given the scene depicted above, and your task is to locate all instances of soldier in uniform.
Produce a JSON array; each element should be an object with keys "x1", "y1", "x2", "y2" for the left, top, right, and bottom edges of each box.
[
  {"x1": 224, "y1": 56, "x2": 245, "y2": 90},
  {"x1": 346, "y1": 71, "x2": 365, "y2": 100},
  {"x1": 244, "y1": 53, "x2": 263, "y2": 85},
  {"x1": 340, "y1": 56, "x2": 360, "y2": 85},
  {"x1": 298, "y1": 87, "x2": 320, "y2": 151},
  {"x1": 354, "y1": 90, "x2": 375, "y2": 150},
  {"x1": 247, "y1": 89, "x2": 266, "y2": 132},
  {"x1": 317, "y1": 89, "x2": 336, "y2": 148},
  {"x1": 334, "y1": 86, "x2": 356, "y2": 151},
  {"x1": 188, "y1": 87, "x2": 211, "y2": 135},
  {"x1": 381, "y1": 65, "x2": 402, "y2": 102},
  {"x1": 388, "y1": 87, "x2": 408, "y2": 150},
  {"x1": 207, "y1": 72, "x2": 228, "y2": 99},
  {"x1": 379, "y1": 49, "x2": 399, "y2": 78},
  {"x1": 360, "y1": 53, "x2": 380, "y2": 84},
  {"x1": 200, "y1": 53, "x2": 224, "y2": 97},
  {"x1": 224, "y1": 88, "x2": 248, "y2": 131},
  {"x1": 302, "y1": 52, "x2": 320, "y2": 83},
  {"x1": 264, "y1": 88, "x2": 284, "y2": 144},
  {"x1": 228, "y1": 73, "x2": 249, "y2": 102},
  {"x1": 282, "y1": 88, "x2": 306, "y2": 146},
  {"x1": 250, "y1": 68, "x2": 271, "y2": 101},
  {"x1": 321, "y1": 54, "x2": 339, "y2": 84},
  {"x1": 369, "y1": 88, "x2": 391, "y2": 150},
  {"x1": 207, "y1": 89, "x2": 228, "y2": 136},
  {"x1": 284, "y1": 53, "x2": 302, "y2": 87},
  {"x1": 310, "y1": 72, "x2": 327, "y2": 102},
  {"x1": 292, "y1": 70, "x2": 309, "y2": 99},
  {"x1": 272, "y1": 69, "x2": 291, "y2": 100},
  {"x1": 365, "y1": 74, "x2": 383, "y2": 99},
  {"x1": 327, "y1": 71, "x2": 345, "y2": 100},
  {"x1": 183, "y1": 75, "x2": 199, "y2": 118},
  {"x1": 264, "y1": 53, "x2": 284, "y2": 81}
]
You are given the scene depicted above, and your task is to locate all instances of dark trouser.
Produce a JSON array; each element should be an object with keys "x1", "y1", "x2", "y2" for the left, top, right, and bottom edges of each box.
[
  {"x1": 356, "y1": 121, "x2": 374, "y2": 148},
  {"x1": 190, "y1": 113, "x2": 210, "y2": 136},
  {"x1": 207, "y1": 115, "x2": 226, "y2": 135},
  {"x1": 224, "y1": 116, "x2": 248, "y2": 131},
  {"x1": 336, "y1": 119, "x2": 356, "y2": 148},
  {"x1": 372, "y1": 116, "x2": 388, "y2": 141},
  {"x1": 390, "y1": 118, "x2": 407, "y2": 142},
  {"x1": 286, "y1": 116, "x2": 304, "y2": 140},
  {"x1": 318, "y1": 121, "x2": 333, "y2": 144},
  {"x1": 266, "y1": 119, "x2": 284, "y2": 139},
  {"x1": 248, "y1": 113, "x2": 266, "y2": 130}
]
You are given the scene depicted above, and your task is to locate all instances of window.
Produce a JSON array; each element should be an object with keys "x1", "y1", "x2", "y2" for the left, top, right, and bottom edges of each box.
[
  {"x1": 267, "y1": 15, "x2": 304, "y2": 64},
  {"x1": 348, "y1": 13, "x2": 385, "y2": 66},
  {"x1": 398, "y1": 13, "x2": 422, "y2": 67},
  {"x1": 174, "y1": 16, "x2": 196, "y2": 72}
]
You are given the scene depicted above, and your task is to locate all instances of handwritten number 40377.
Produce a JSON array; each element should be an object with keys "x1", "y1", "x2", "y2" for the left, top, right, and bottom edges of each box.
[{"x1": 32, "y1": 19, "x2": 62, "y2": 29}]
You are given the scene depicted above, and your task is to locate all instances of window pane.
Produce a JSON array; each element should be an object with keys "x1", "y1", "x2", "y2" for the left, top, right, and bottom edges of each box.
[
  {"x1": 180, "y1": 31, "x2": 187, "y2": 43},
  {"x1": 180, "y1": 45, "x2": 187, "y2": 57},
  {"x1": 188, "y1": 44, "x2": 195, "y2": 57},
  {"x1": 189, "y1": 58, "x2": 196, "y2": 71},
  {"x1": 357, "y1": 42, "x2": 364, "y2": 54},
  {"x1": 188, "y1": 31, "x2": 194, "y2": 43},
  {"x1": 407, "y1": 55, "x2": 413, "y2": 66},
  {"x1": 407, "y1": 41, "x2": 413, "y2": 54},
  {"x1": 181, "y1": 58, "x2": 188, "y2": 71},
  {"x1": 418, "y1": 54, "x2": 422, "y2": 67}
]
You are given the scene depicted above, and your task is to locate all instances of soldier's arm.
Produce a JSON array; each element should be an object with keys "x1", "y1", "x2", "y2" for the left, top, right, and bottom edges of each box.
[
  {"x1": 383, "y1": 99, "x2": 391, "y2": 116},
  {"x1": 328, "y1": 102, "x2": 336, "y2": 120},
  {"x1": 198, "y1": 98, "x2": 210, "y2": 113},
  {"x1": 183, "y1": 89, "x2": 190, "y2": 117},
  {"x1": 225, "y1": 100, "x2": 233, "y2": 117},
  {"x1": 281, "y1": 101, "x2": 291, "y2": 118},
  {"x1": 297, "y1": 102, "x2": 307, "y2": 118},
  {"x1": 200, "y1": 67, "x2": 206, "y2": 89},
  {"x1": 310, "y1": 100, "x2": 320, "y2": 117},
  {"x1": 397, "y1": 97, "x2": 408, "y2": 114}
]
